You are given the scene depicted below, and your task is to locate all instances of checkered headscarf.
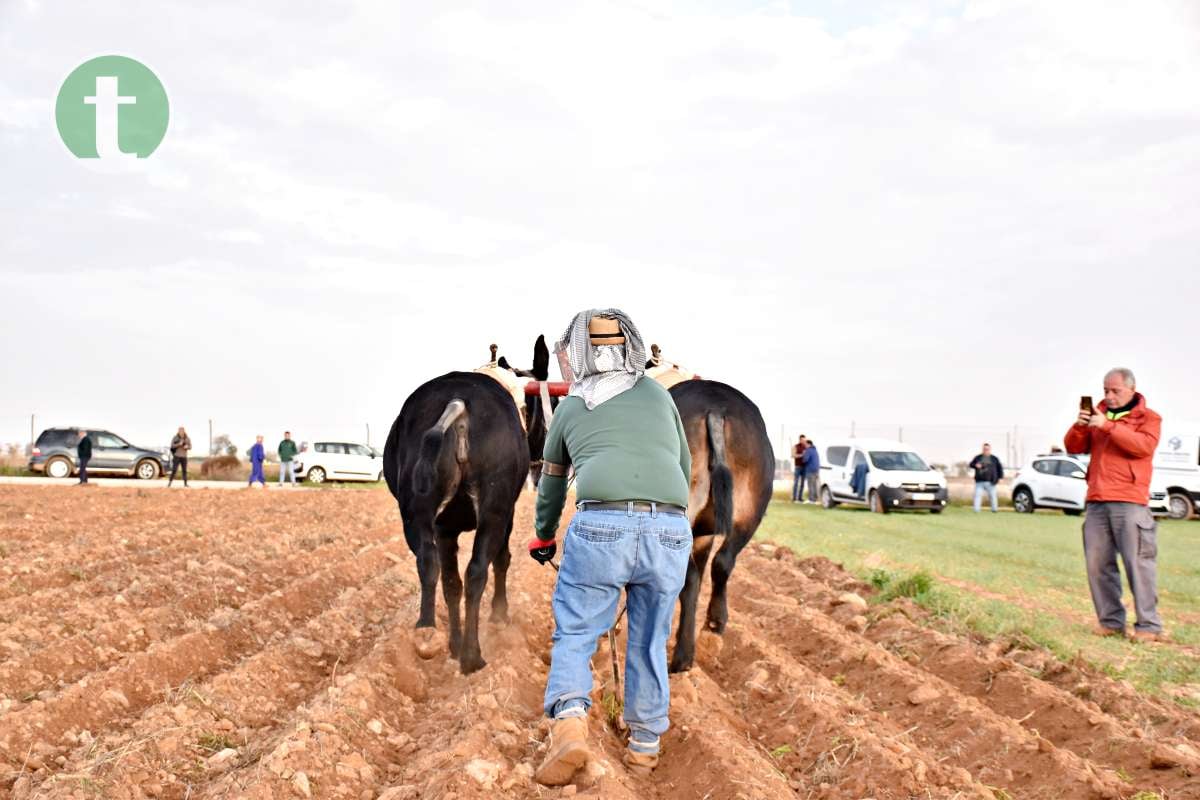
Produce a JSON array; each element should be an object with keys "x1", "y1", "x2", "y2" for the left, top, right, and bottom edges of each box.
[{"x1": 554, "y1": 308, "x2": 646, "y2": 410}]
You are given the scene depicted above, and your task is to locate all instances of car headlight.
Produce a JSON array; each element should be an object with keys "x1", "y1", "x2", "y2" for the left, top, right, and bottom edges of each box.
[{"x1": 882, "y1": 481, "x2": 901, "y2": 489}]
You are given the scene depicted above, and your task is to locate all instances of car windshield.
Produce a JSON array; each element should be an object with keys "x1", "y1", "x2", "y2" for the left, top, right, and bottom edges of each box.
[{"x1": 869, "y1": 451, "x2": 928, "y2": 471}]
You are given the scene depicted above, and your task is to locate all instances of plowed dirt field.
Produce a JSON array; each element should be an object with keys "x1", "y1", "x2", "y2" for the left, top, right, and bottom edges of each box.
[{"x1": 1, "y1": 486, "x2": 1198, "y2": 799}]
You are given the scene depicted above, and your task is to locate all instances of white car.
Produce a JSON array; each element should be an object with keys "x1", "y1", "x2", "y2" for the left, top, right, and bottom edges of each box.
[
  {"x1": 1010, "y1": 454, "x2": 1169, "y2": 515},
  {"x1": 294, "y1": 442, "x2": 384, "y2": 484},
  {"x1": 819, "y1": 438, "x2": 949, "y2": 513}
]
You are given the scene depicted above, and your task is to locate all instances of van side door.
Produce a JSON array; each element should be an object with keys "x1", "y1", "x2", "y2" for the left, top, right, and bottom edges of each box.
[{"x1": 825, "y1": 445, "x2": 851, "y2": 498}]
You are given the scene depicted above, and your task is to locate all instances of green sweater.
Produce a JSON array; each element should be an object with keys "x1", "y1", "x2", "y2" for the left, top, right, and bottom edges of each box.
[
  {"x1": 278, "y1": 439, "x2": 298, "y2": 462},
  {"x1": 534, "y1": 377, "x2": 692, "y2": 540}
]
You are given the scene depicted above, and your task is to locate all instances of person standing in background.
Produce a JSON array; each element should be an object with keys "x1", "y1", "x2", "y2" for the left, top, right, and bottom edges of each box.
[
  {"x1": 791, "y1": 435, "x2": 808, "y2": 503},
  {"x1": 76, "y1": 429, "x2": 92, "y2": 485},
  {"x1": 1065, "y1": 367, "x2": 1165, "y2": 642},
  {"x1": 248, "y1": 435, "x2": 266, "y2": 487},
  {"x1": 278, "y1": 431, "x2": 298, "y2": 486},
  {"x1": 168, "y1": 426, "x2": 191, "y2": 488},
  {"x1": 968, "y1": 443, "x2": 1003, "y2": 513},
  {"x1": 802, "y1": 441, "x2": 821, "y2": 503}
]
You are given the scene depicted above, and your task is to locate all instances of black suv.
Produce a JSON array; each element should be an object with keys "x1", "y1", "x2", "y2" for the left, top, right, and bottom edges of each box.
[{"x1": 29, "y1": 427, "x2": 169, "y2": 480}]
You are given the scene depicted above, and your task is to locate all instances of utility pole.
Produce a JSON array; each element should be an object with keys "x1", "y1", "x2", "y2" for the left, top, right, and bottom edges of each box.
[
  {"x1": 30, "y1": 414, "x2": 35, "y2": 454},
  {"x1": 366, "y1": 423, "x2": 371, "y2": 447},
  {"x1": 208, "y1": 419, "x2": 213, "y2": 456},
  {"x1": 850, "y1": 420, "x2": 856, "y2": 437},
  {"x1": 898, "y1": 425, "x2": 903, "y2": 442}
]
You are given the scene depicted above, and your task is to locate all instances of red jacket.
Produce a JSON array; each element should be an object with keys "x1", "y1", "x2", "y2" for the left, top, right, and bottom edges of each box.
[{"x1": 1064, "y1": 393, "x2": 1161, "y2": 504}]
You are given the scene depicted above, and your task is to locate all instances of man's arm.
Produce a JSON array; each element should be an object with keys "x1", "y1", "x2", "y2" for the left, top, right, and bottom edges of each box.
[
  {"x1": 994, "y1": 456, "x2": 1004, "y2": 481},
  {"x1": 533, "y1": 411, "x2": 571, "y2": 541},
  {"x1": 1106, "y1": 414, "x2": 1161, "y2": 458},
  {"x1": 1063, "y1": 424, "x2": 1091, "y2": 455},
  {"x1": 969, "y1": 456, "x2": 981, "y2": 470}
]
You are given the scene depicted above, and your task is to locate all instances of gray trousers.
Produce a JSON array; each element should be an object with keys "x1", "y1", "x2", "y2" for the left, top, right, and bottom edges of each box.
[
  {"x1": 804, "y1": 472, "x2": 819, "y2": 502},
  {"x1": 1083, "y1": 502, "x2": 1162, "y2": 633}
]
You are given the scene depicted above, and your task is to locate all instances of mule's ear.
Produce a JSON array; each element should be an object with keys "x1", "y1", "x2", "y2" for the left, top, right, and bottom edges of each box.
[
  {"x1": 532, "y1": 334, "x2": 550, "y2": 380},
  {"x1": 497, "y1": 356, "x2": 512, "y2": 370}
]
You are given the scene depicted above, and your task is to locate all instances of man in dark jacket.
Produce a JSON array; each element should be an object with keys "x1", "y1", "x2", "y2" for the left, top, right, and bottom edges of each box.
[
  {"x1": 76, "y1": 430, "x2": 92, "y2": 485},
  {"x1": 168, "y1": 426, "x2": 191, "y2": 487},
  {"x1": 969, "y1": 443, "x2": 1003, "y2": 512},
  {"x1": 278, "y1": 431, "x2": 298, "y2": 486}
]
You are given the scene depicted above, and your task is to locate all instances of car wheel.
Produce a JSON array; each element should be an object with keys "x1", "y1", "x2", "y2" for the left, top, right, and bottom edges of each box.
[
  {"x1": 46, "y1": 456, "x2": 72, "y2": 479},
  {"x1": 1168, "y1": 492, "x2": 1195, "y2": 520},
  {"x1": 376, "y1": 471, "x2": 384, "y2": 482},
  {"x1": 135, "y1": 459, "x2": 160, "y2": 480},
  {"x1": 869, "y1": 489, "x2": 888, "y2": 514},
  {"x1": 930, "y1": 506, "x2": 943, "y2": 514},
  {"x1": 1012, "y1": 487, "x2": 1035, "y2": 513},
  {"x1": 1063, "y1": 508, "x2": 1082, "y2": 516},
  {"x1": 820, "y1": 486, "x2": 837, "y2": 509},
  {"x1": 307, "y1": 466, "x2": 326, "y2": 484}
]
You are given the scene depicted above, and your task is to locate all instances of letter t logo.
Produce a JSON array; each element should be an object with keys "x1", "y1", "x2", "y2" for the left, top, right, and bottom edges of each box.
[{"x1": 84, "y1": 76, "x2": 137, "y2": 159}]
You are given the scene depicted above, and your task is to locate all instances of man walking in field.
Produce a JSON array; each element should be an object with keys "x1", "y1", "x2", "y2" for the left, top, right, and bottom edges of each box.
[
  {"x1": 969, "y1": 443, "x2": 1003, "y2": 513},
  {"x1": 1065, "y1": 367, "x2": 1165, "y2": 642},
  {"x1": 528, "y1": 309, "x2": 692, "y2": 785},
  {"x1": 248, "y1": 435, "x2": 266, "y2": 487},
  {"x1": 278, "y1": 431, "x2": 298, "y2": 486}
]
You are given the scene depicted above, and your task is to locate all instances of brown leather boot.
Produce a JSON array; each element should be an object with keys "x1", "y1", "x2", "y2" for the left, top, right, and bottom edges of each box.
[
  {"x1": 1092, "y1": 625, "x2": 1125, "y2": 638},
  {"x1": 623, "y1": 747, "x2": 659, "y2": 778},
  {"x1": 534, "y1": 717, "x2": 589, "y2": 786}
]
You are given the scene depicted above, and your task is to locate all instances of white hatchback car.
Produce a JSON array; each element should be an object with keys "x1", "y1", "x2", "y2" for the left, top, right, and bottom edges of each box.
[
  {"x1": 1010, "y1": 454, "x2": 1169, "y2": 515},
  {"x1": 294, "y1": 442, "x2": 384, "y2": 484}
]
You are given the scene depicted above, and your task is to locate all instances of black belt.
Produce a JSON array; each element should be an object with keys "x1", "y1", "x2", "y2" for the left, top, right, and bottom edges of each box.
[{"x1": 577, "y1": 500, "x2": 687, "y2": 516}]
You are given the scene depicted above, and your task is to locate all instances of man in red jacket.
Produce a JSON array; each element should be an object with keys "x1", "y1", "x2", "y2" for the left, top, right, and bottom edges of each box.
[{"x1": 1064, "y1": 367, "x2": 1164, "y2": 642}]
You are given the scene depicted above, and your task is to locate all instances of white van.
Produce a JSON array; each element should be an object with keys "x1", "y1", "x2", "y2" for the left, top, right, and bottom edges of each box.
[
  {"x1": 818, "y1": 438, "x2": 949, "y2": 514},
  {"x1": 1155, "y1": 427, "x2": 1200, "y2": 520}
]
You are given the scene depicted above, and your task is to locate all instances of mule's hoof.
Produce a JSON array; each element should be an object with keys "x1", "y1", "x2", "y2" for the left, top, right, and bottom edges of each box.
[
  {"x1": 696, "y1": 630, "x2": 724, "y2": 665},
  {"x1": 459, "y1": 652, "x2": 487, "y2": 675},
  {"x1": 413, "y1": 628, "x2": 446, "y2": 660},
  {"x1": 668, "y1": 655, "x2": 693, "y2": 674}
]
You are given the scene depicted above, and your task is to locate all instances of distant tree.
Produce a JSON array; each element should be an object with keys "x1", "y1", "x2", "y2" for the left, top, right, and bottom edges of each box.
[
  {"x1": 211, "y1": 434, "x2": 238, "y2": 457},
  {"x1": 951, "y1": 461, "x2": 970, "y2": 477},
  {"x1": 6, "y1": 443, "x2": 19, "y2": 459}
]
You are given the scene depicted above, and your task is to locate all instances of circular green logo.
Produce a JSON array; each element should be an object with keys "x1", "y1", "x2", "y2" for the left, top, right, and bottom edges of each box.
[{"x1": 55, "y1": 55, "x2": 169, "y2": 159}]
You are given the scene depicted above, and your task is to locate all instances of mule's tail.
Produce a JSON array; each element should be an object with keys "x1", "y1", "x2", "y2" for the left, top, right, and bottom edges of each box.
[
  {"x1": 707, "y1": 411, "x2": 734, "y2": 538},
  {"x1": 413, "y1": 399, "x2": 467, "y2": 496}
]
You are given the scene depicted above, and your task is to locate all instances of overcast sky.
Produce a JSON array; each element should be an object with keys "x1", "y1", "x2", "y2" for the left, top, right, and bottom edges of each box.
[{"x1": 2, "y1": 0, "x2": 1198, "y2": 465}]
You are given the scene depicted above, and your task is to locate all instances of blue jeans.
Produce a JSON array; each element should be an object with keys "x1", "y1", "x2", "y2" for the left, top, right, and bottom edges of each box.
[
  {"x1": 279, "y1": 461, "x2": 296, "y2": 484},
  {"x1": 792, "y1": 467, "x2": 804, "y2": 501},
  {"x1": 974, "y1": 481, "x2": 998, "y2": 512},
  {"x1": 543, "y1": 505, "x2": 692, "y2": 752},
  {"x1": 249, "y1": 460, "x2": 265, "y2": 485}
]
